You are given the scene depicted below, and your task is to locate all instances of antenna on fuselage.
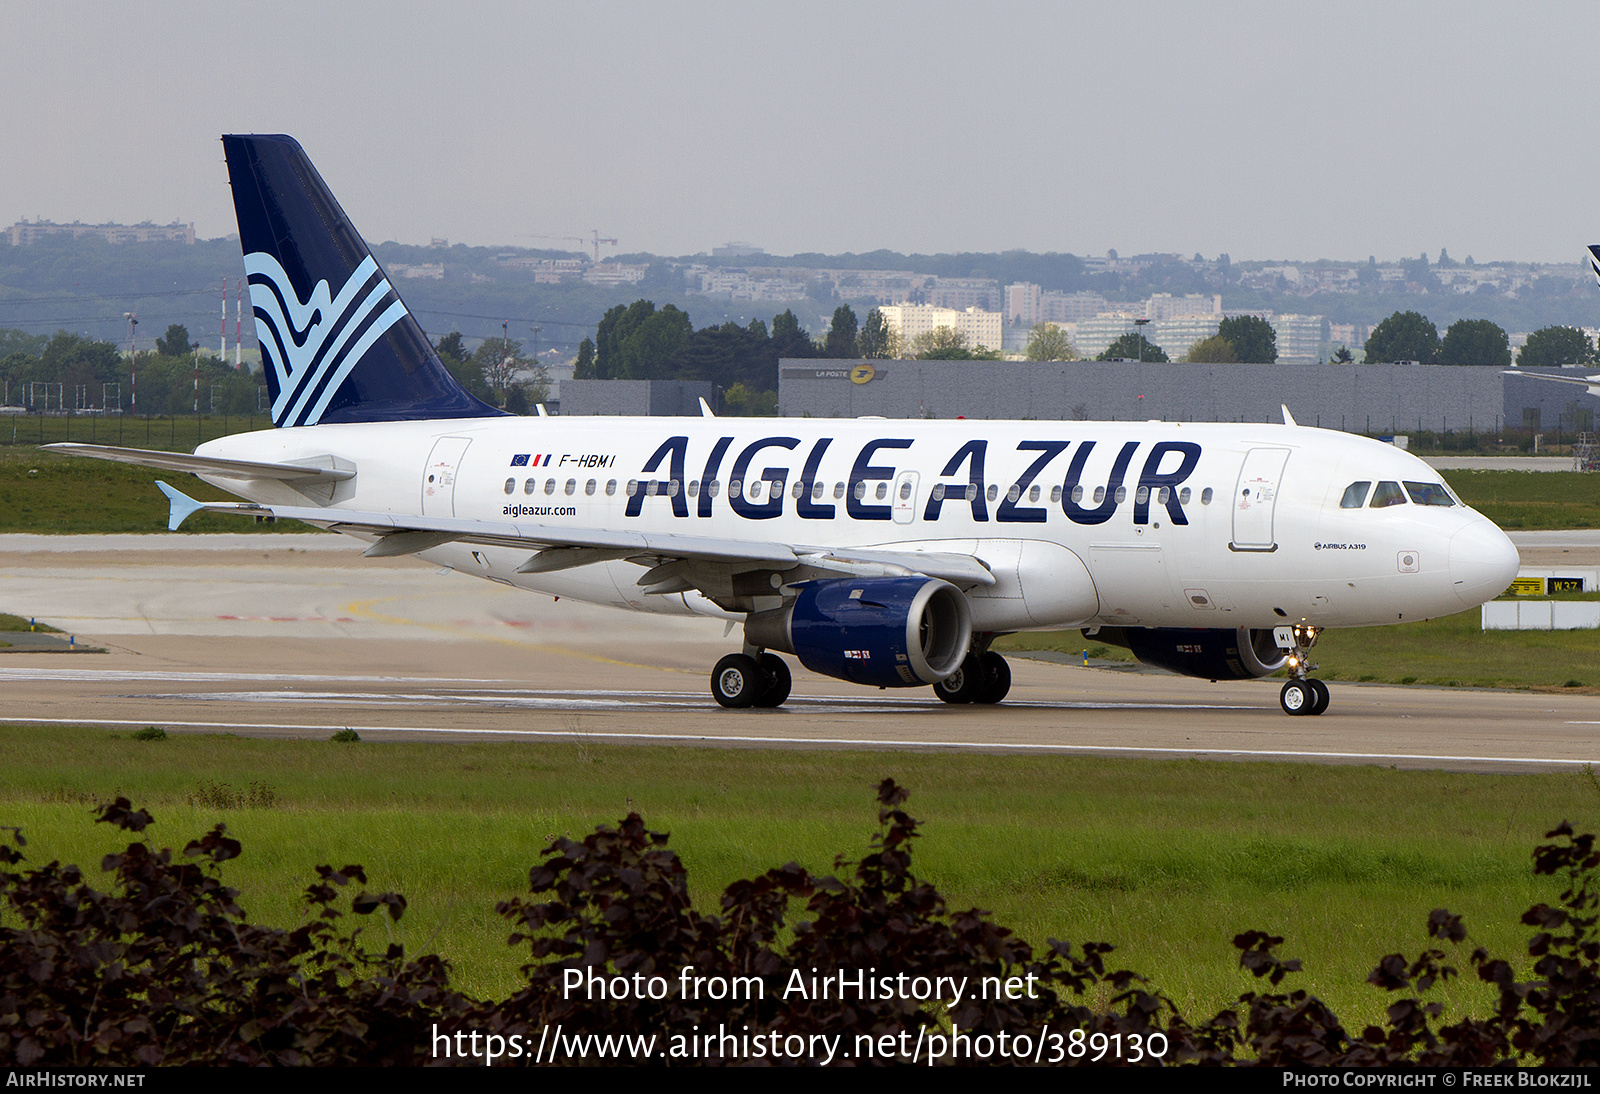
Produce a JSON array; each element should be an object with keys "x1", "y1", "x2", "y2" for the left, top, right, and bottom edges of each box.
[
  {"x1": 699, "y1": 397, "x2": 716, "y2": 418},
  {"x1": 1281, "y1": 404, "x2": 1298, "y2": 427}
]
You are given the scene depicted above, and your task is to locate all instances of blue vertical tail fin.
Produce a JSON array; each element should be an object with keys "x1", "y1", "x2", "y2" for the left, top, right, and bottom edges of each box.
[{"x1": 222, "y1": 134, "x2": 502, "y2": 427}]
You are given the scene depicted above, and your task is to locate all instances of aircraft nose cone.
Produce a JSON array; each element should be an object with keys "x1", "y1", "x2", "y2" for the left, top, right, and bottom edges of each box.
[{"x1": 1450, "y1": 520, "x2": 1520, "y2": 607}]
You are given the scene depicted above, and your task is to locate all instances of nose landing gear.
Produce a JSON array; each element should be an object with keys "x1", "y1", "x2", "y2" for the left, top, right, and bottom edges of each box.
[{"x1": 1276, "y1": 624, "x2": 1329, "y2": 716}]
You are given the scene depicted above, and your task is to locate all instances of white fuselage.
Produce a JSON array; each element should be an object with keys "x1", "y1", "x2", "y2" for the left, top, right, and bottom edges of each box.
[{"x1": 194, "y1": 416, "x2": 1520, "y2": 634}]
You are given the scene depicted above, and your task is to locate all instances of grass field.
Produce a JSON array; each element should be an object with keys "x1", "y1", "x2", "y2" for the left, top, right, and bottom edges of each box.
[
  {"x1": 999, "y1": 607, "x2": 1600, "y2": 691},
  {"x1": 1442, "y1": 469, "x2": 1600, "y2": 529},
  {"x1": 1, "y1": 724, "x2": 1594, "y2": 1028},
  {"x1": 0, "y1": 449, "x2": 317, "y2": 534}
]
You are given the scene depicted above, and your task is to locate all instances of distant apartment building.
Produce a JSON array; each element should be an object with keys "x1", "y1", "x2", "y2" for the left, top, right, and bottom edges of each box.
[
  {"x1": 1155, "y1": 314, "x2": 1223, "y2": 357},
  {"x1": 1004, "y1": 283, "x2": 1112, "y2": 325},
  {"x1": 8, "y1": 218, "x2": 195, "y2": 245},
  {"x1": 1328, "y1": 323, "x2": 1368, "y2": 351},
  {"x1": 922, "y1": 277, "x2": 1001, "y2": 311},
  {"x1": 1069, "y1": 313, "x2": 1224, "y2": 360},
  {"x1": 1144, "y1": 292, "x2": 1221, "y2": 321},
  {"x1": 387, "y1": 262, "x2": 444, "y2": 280},
  {"x1": 1070, "y1": 314, "x2": 1142, "y2": 359},
  {"x1": 1271, "y1": 314, "x2": 1330, "y2": 362},
  {"x1": 583, "y1": 263, "x2": 648, "y2": 286},
  {"x1": 694, "y1": 267, "x2": 812, "y2": 301},
  {"x1": 878, "y1": 304, "x2": 1003, "y2": 353},
  {"x1": 496, "y1": 255, "x2": 586, "y2": 283}
]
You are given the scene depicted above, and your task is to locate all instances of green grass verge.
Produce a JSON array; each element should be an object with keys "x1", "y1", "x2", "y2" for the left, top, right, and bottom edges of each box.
[
  {"x1": 0, "y1": 449, "x2": 319, "y2": 534},
  {"x1": 999, "y1": 609, "x2": 1600, "y2": 690},
  {"x1": 0, "y1": 612, "x2": 61, "y2": 633},
  {"x1": 1, "y1": 725, "x2": 1594, "y2": 1027},
  {"x1": 1442, "y1": 469, "x2": 1600, "y2": 529}
]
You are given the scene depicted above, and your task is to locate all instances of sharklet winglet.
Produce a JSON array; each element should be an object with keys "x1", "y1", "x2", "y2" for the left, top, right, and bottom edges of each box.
[{"x1": 156, "y1": 481, "x2": 207, "y2": 532}]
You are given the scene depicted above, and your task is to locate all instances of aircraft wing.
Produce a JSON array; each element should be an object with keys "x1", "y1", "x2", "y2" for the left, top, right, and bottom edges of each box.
[
  {"x1": 1501, "y1": 369, "x2": 1600, "y2": 397},
  {"x1": 44, "y1": 442, "x2": 355, "y2": 482},
  {"x1": 154, "y1": 482, "x2": 994, "y2": 588}
]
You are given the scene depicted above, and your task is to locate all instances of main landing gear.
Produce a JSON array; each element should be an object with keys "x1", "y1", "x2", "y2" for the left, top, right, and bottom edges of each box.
[
  {"x1": 1276, "y1": 624, "x2": 1329, "y2": 716},
  {"x1": 933, "y1": 649, "x2": 1011, "y2": 705},
  {"x1": 708, "y1": 645, "x2": 1014, "y2": 708},
  {"x1": 711, "y1": 648, "x2": 791, "y2": 709}
]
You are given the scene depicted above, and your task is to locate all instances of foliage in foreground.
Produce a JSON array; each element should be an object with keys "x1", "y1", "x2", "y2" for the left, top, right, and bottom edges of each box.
[{"x1": 1, "y1": 783, "x2": 1597, "y2": 1066}]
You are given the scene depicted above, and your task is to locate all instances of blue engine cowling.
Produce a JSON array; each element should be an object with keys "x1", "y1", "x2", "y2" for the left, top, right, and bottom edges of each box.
[
  {"x1": 745, "y1": 577, "x2": 972, "y2": 688},
  {"x1": 1109, "y1": 626, "x2": 1288, "y2": 680}
]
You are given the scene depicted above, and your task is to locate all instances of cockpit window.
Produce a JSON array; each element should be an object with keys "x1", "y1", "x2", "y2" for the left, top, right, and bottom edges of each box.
[
  {"x1": 1340, "y1": 481, "x2": 1371, "y2": 508},
  {"x1": 1369, "y1": 481, "x2": 1407, "y2": 508},
  {"x1": 1403, "y1": 481, "x2": 1455, "y2": 506}
]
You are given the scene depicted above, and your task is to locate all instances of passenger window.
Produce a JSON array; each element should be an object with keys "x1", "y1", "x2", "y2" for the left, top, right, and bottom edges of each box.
[
  {"x1": 1051, "y1": 485, "x2": 1063, "y2": 503},
  {"x1": 812, "y1": 482, "x2": 824, "y2": 500},
  {"x1": 932, "y1": 483, "x2": 946, "y2": 501},
  {"x1": 1135, "y1": 486, "x2": 1149, "y2": 504},
  {"x1": 749, "y1": 481, "x2": 763, "y2": 499},
  {"x1": 1179, "y1": 487, "x2": 1190, "y2": 505},
  {"x1": 503, "y1": 478, "x2": 515, "y2": 495},
  {"x1": 606, "y1": 479, "x2": 617, "y2": 496},
  {"x1": 1157, "y1": 486, "x2": 1170, "y2": 504},
  {"x1": 707, "y1": 480, "x2": 721, "y2": 498},
  {"x1": 586, "y1": 479, "x2": 597, "y2": 496},
  {"x1": 1029, "y1": 484, "x2": 1041, "y2": 503},
  {"x1": 1093, "y1": 486, "x2": 1105, "y2": 504},
  {"x1": 564, "y1": 479, "x2": 576, "y2": 496},
  {"x1": 1007, "y1": 484, "x2": 1021, "y2": 502},
  {"x1": 833, "y1": 482, "x2": 845, "y2": 499},
  {"x1": 625, "y1": 480, "x2": 638, "y2": 496},
  {"x1": 900, "y1": 481, "x2": 913, "y2": 500},
  {"x1": 853, "y1": 481, "x2": 866, "y2": 500},
  {"x1": 1403, "y1": 481, "x2": 1455, "y2": 506},
  {"x1": 524, "y1": 478, "x2": 535, "y2": 495},
  {"x1": 966, "y1": 484, "x2": 978, "y2": 501},
  {"x1": 688, "y1": 480, "x2": 699, "y2": 497},
  {"x1": 1369, "y1": 481, "x2": 1407, "y2": 508},
  {"x1": 986, "y1": 484, "x2": 998, "y2": 502},
  {"x1": 544, "y1": 479, "x2": 556, "y2": 495},
  {"x1": 1341, "y1": 481, "x2": 1371, "y2": 508},
  {"x1": 1201, "y1": 487, "x2": 1212, "y2": 505},
  {"x1": 875, "y1": 482, "x2": 888, "y2": 500},
  {"x1": 668, "y1": 479, "x2": 680, "y2": 497},
  {"x1": 1114, "y1": 486, "x2": 1127, "y2": 503},
  {"x1": 730, "y1": 479, "x2": 744, "y2": 498}
]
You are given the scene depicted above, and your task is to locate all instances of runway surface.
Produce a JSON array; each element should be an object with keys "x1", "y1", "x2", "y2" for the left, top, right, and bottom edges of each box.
[{"x1": 1, "y1": 533, "x2": 1597, "y2": 773}]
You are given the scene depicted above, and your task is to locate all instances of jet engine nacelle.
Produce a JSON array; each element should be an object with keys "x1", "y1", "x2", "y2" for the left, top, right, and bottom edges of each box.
[
  {"x1": 746, "y1": 577, "x2": 972, "y2": 688},
  {"x1": 1093, "y1": 626, "x2": 1288, "y2": 680}
]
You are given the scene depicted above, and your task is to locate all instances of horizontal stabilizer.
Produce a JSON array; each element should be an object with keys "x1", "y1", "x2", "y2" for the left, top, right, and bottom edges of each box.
[
  {"x1": 156, "y1": 481, "x2": 209, "y2": 531},
  {"x1": 45, "y1": 443, "x2": 355, "y2": 482}
]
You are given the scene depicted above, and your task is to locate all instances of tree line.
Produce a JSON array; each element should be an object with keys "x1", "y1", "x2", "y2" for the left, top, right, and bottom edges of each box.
[
  {"x1": 1019, "y1": 311, "x2": 1598, "y2": 367},
  {"x1": 0, "y1": 324, "x2": 262, "y2": 415}
]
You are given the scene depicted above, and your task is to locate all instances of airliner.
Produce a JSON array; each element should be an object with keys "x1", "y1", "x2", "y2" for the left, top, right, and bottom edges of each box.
[{"x1": 49, "y1": 135, "x2": 1521, "y2": 716}]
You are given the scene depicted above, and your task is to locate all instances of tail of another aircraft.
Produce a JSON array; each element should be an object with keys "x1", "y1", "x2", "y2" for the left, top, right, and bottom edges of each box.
[{"x1": 221, "y1": 134, "x2": 501, "y2": 428}]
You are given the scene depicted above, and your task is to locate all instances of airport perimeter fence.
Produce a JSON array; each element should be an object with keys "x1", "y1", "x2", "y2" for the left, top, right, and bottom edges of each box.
[{"x1": 0, "y1": 408, "x2": 272, "y2": 452}]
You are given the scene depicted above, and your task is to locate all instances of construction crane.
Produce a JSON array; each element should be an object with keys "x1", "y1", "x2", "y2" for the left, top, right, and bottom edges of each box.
[{"x1": 518, "y1": 230, "x2": 618, "y2": 262}]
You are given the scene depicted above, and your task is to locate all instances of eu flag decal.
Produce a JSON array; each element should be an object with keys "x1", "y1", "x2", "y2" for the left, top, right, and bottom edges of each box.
[{"x1": 510, "y1": 454, "x2": 530, "y2": 466}]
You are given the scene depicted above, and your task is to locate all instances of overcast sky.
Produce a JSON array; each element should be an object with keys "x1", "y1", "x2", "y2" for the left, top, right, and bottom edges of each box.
[{"x1": 6, "y1": 1, "x2": 1597, "y2": 264}]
